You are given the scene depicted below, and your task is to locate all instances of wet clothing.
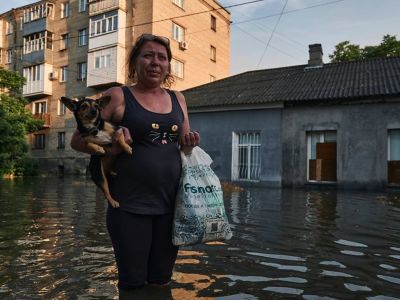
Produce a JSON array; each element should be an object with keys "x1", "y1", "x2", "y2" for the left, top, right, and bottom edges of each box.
[
  {"x1": 109, "y1": 86, "x2": 184, "y2": 215},
  {"x1": 107, "y1": 208, "x2": 178, "y2": 289},
  {"x1": 106, "y1": 86, "x2": 183, "y2": 290}
]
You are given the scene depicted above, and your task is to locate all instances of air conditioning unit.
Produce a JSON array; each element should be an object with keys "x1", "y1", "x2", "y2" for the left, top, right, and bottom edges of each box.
[
  {"x1": 49, "y1": 71, "x2": 58, "y2": 81},
  {"x1": 179, "y1": 40, "x2": 188, "y2": 50}
]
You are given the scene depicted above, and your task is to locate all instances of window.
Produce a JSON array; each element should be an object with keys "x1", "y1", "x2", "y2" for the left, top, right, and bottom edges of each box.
[
  {"x1": 388, "y1": 129, "x2": 400, "y2": 184},
  {"x1": 79, "y1": 0, "x2": 88, "y2": 12},
  {"x1": 33, "y1": 100, "x2": 47, "y2": 114},
  {"x1": 307, "y1": 131, "x2": 337, "y2": 182},
  {"x1": 23, "y1": 65, "x2": 42, "y2": 82},
  {"x1": 5, "y1": 22, "x2": 13, "y2": 35},
  {"x1": 211, "y1": 15, "x2": 216, "y2": 31},
  {"x1": 58, "y1": 99, "x2": 67, "y2": 115},
  {"x1": 77, "y1": 62, "x2": 87, "y2": 80},
  {"x1": 90, "y1": 12, "x2": 118, "y2": 37},
  {"x1": 172, "y1": 0, "x2": 184, "y2": 8},
  {"x1": 60, "y1": 66, "x2": 68, "y2": 82},
  {"x1": 78, "y1": 28, "x2": 88, "y2": 46},
  {"x1": 19, "y1": 17, "x2": 23, "y2": 30},
  {"x1": 61, "y1": 2, "x2": 70, "y2": 18},
  {"x1": 60, "y1": 33, "x2": 69, "y2": 50},
  {"x1": 171, "y1": 58, "x2": 184, "y2": 78},
  {"x1": 33, "y1": 134, "x2": 45, "y2": 149},
  {"x1": 172, "y1": 23, "x2": 185, "y2": 42},
  {"x1": 232, "y1": 132, "x2": 261, "y2": 181},
  {"x1": 58, "y1": 132, "x2": 66, "y2": 149},
  {"x1": 94, "y1": 54, "x2": 111, "y2": 69},
  {"x1": 6, "y1": 50, "x2": 13, "y2": 64},
  {"x1": 210, "y1": 45, "x2": 216, "y2": 62}
]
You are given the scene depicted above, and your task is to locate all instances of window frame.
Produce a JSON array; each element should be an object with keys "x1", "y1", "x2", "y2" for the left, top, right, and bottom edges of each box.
[
  {"x1": 79, "y1": 0, "x2": 88, "y2": 12},
  {"x1": 210, "y1": 45, "x2": 216, "y2": 62},
  {"x1": 61, "y1": 2, "x2": 70, "y2": 19},
  {"x1": 211, "y1": 15, "x2": 217, "y2": 32},
  {"x1": 60, "y1": 33, "x2": 69, "y2": 50},
  {"x1": 77, "y1": 62, "x2": 87, "y2": 80},
  {"x1": 232, "y1": 131, "x2": 262, "y2": 181},
  {"x1": 171, "y1": 58, "x2": 184, "y2": 79},
  {"x1": 33, "y1": 134, "x2": 46, "y2": 149},
  {"x1": 89, "y1": 12, "x2": 118, "y2": 37},
  {"x1": 58, "y1": 99, "x2": 67, "y2": 115},
  {"x1": 60, "y1": 66, "x2": 68, "y2": 82},
  {"x1": 58, "y1": 132, "x2": 66, "y2": 149},
  {"x1": 78, "y1": 28, "x2": 88, "y2": 46},
  {"x1": 172, "y1": 22, "x2": 185, "y2": 42}
]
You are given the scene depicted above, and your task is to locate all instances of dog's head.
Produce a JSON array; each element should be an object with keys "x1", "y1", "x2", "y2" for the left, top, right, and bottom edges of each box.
[{"x1": 61, "y1": 96, "x2": 111, "y2": 124}]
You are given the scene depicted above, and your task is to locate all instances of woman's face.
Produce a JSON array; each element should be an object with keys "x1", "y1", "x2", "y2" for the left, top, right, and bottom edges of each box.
[{"x1": 134, "y1": 41, "x2": 170, "y2": 87}]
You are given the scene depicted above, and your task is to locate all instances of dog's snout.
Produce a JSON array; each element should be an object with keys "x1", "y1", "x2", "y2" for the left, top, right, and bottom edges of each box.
[{"x1": 90, "y1": 108, "x2": 97, "y2": 116}]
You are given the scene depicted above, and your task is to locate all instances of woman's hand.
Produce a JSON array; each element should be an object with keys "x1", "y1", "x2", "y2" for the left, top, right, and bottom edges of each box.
[{"x1": 180, "y1": 131, "x2": 200, "y2": 155}]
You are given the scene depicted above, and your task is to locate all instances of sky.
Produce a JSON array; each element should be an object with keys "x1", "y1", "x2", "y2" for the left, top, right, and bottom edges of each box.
[{"x1": 1, "y1": 0, "x2": 399, "y2": 75}]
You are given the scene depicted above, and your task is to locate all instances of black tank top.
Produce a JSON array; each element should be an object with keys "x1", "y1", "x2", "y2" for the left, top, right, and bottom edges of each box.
[{"x1": 109, "y1": 86, "x2": 184, "y2": 214}]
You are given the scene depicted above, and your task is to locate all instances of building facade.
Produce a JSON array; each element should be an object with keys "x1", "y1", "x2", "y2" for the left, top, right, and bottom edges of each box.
[
  {"x1": 0, "y1": 0, "x2": 230, "y2": 174},
  {"x1": 184, "y1": 46, "x2": 400, "y2": 189}
]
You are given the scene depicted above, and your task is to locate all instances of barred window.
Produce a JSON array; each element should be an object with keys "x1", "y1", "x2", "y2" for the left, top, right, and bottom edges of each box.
[{"x1": 232, "y1": 132, "x2": 261, "y2": 181}]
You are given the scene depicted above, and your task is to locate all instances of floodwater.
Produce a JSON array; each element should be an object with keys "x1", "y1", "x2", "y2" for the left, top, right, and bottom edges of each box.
[{"x1": 1, "y1": 178, "x2": 400, "y2": 300}]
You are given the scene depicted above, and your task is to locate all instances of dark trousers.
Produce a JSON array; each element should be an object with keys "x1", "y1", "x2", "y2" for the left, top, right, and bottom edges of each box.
[{"x1": 106, "y1": 208, "x2": 179, "y2": 290}]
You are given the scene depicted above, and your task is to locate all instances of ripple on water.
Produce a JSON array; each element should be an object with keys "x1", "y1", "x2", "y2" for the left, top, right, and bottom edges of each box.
[
  {"x1": 263, "y1": 286, "x2": 304, "y2": 295},
  {"x1": 247, "y1": 252, "x2": 305, "y2": 261},
  {"x1": 319, "y1": 261, "x2": 347, "y2": 268},
  {"x1": 377, "y1": 275, "x2": 400, "y2": 285},
  {"x1": 379, "y1": 264, "x2": 397, "y2": 270},
  {"x1": 335, "y1": 239, "x2": 368, "y2": 248},
  {"x1": 261, "y1": 262, "x2": 308, "y2": 273},
  {"x1": 344, "y1": 283, "x2": 372, "y2": 292}
]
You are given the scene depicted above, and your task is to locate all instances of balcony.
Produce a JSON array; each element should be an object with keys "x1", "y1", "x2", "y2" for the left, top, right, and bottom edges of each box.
[
  {"x1": 33, "y1": 113, "x2": 51, "y2": 128},
  {"x1": 23, "y1": 79, "x2": 52, "y2": 98},
  {"x1": 89, "y1": 0, "x2": 124, "y2": 16},
  {"x1": 23, "y1": 3, "x2": 54, "y2": 36},
  {"x1": 87, "y1": 46, "x2": 125, "y2": 88}
]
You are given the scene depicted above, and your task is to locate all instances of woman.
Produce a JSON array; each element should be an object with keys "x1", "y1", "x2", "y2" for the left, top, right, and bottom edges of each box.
[{"x1": 70, "y1": 34, "x2": 200, "y2": 294}]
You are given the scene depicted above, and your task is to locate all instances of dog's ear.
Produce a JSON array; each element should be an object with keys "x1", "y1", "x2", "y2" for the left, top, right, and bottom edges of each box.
[
  {"x1": 61, "y1": 97, "x2": 77, "y2": 112},
  {"x1": 97, "y1": 95, "x2": 112, "y2": 109}
]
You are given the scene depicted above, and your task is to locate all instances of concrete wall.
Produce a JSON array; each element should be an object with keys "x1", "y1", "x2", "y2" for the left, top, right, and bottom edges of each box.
[
  {"x1": 282, "y1": 101, "x2": 400, "y2": 189},
  {"x1": 189, "y1": 108, "x2": 282, "y2": 186}
]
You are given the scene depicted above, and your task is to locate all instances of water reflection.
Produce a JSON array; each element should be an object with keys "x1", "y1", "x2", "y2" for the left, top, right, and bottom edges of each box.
[{"x1": 1, "y1": 178, "x2": 400, "y2": 299}]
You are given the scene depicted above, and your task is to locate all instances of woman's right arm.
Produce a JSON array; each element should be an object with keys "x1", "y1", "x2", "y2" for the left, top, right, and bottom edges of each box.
[{"x1": 70, "y1": 87, "x2": 131, "y2": 155}]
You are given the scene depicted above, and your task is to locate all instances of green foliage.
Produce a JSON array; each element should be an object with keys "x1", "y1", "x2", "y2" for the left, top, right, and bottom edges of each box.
[
  {"x1": 0, "y1": 68, "x2": 43, "y2": 176},
  {"x1": 329, "y1": 35, "x2": 400, "y2": 63}
]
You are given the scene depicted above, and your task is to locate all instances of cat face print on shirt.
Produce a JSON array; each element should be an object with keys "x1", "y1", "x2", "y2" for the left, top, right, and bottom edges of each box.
[{"x1": 149, "y1": 122, "x2": 179, "y2": 144}]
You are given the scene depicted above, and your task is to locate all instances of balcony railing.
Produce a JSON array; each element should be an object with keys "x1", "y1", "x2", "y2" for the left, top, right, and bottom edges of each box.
[
  {"x1": 33, "y1": 113, "x2": 51, "y2": 128},
  {"x1": 89, "y1": 0, "x2": 119, "y2": 15}
]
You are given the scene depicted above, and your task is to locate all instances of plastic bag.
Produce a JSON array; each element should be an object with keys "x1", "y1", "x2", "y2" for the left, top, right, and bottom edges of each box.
[{"x1": 172, "y1": 147, "x2": 233, "y2": 246}]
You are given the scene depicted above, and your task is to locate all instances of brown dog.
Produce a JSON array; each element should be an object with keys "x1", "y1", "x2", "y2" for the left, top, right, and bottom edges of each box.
[{"x1": 61, "y1": 96, "x2": 132, "y2": 208}]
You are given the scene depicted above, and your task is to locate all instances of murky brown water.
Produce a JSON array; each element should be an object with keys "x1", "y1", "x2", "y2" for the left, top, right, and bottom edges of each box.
[{"x1": 1, "y1": 177, "x2": 400, "y2": 299}]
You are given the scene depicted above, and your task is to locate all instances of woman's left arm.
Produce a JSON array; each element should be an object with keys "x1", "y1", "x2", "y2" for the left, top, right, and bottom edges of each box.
[{"x1": 175, "y1": 91, "x2": 200, "y2": 154}]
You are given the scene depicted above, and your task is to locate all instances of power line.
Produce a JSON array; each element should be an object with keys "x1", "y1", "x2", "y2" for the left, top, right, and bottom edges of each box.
[
  {"x1": 256, "y1": 0, "x2": 288, "y2": 68},
  {"x1": 235, "y1": 0, "x2": 345, "y2": 25}
]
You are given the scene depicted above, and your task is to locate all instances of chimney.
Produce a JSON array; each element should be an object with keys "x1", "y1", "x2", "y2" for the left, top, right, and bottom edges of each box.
[{"x1": 308, "y1": 44, "x2": 323, "y2": 67}]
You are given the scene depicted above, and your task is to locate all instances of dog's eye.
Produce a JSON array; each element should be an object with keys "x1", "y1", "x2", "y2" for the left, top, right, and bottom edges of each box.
[{"x1": 80, "y1": 103, "x2": 89, "y2": 109}]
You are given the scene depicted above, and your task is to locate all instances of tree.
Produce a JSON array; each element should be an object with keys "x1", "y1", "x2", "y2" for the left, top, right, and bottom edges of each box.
[
  {"x1": 0, "y1": 68, "x2": 43, "y2": 176},
  {"x1": 329, "y1": 34, "x2": 400, "y2": 63}
]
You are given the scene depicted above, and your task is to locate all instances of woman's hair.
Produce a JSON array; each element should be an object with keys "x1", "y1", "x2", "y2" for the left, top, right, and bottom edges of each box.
[{"x1": 127, "y1": 34, "x2": 175, "y2": 88}]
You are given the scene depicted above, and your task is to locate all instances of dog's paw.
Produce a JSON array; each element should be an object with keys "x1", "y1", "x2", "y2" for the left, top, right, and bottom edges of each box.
[
  {"x1": 94, "y1": 146, "x2": 106, "y2": 154},
  {"x1": 109, "y1": 200, "x2": 120, "y2": 208},
  {"x1": 126, "y1": 146, "x2": 133, "y2": 155}
]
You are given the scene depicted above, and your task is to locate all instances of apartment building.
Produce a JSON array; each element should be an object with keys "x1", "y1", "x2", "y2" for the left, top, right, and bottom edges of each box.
[{"x1": 0, "y1": 0, "x2": 230, "y2": 174}]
